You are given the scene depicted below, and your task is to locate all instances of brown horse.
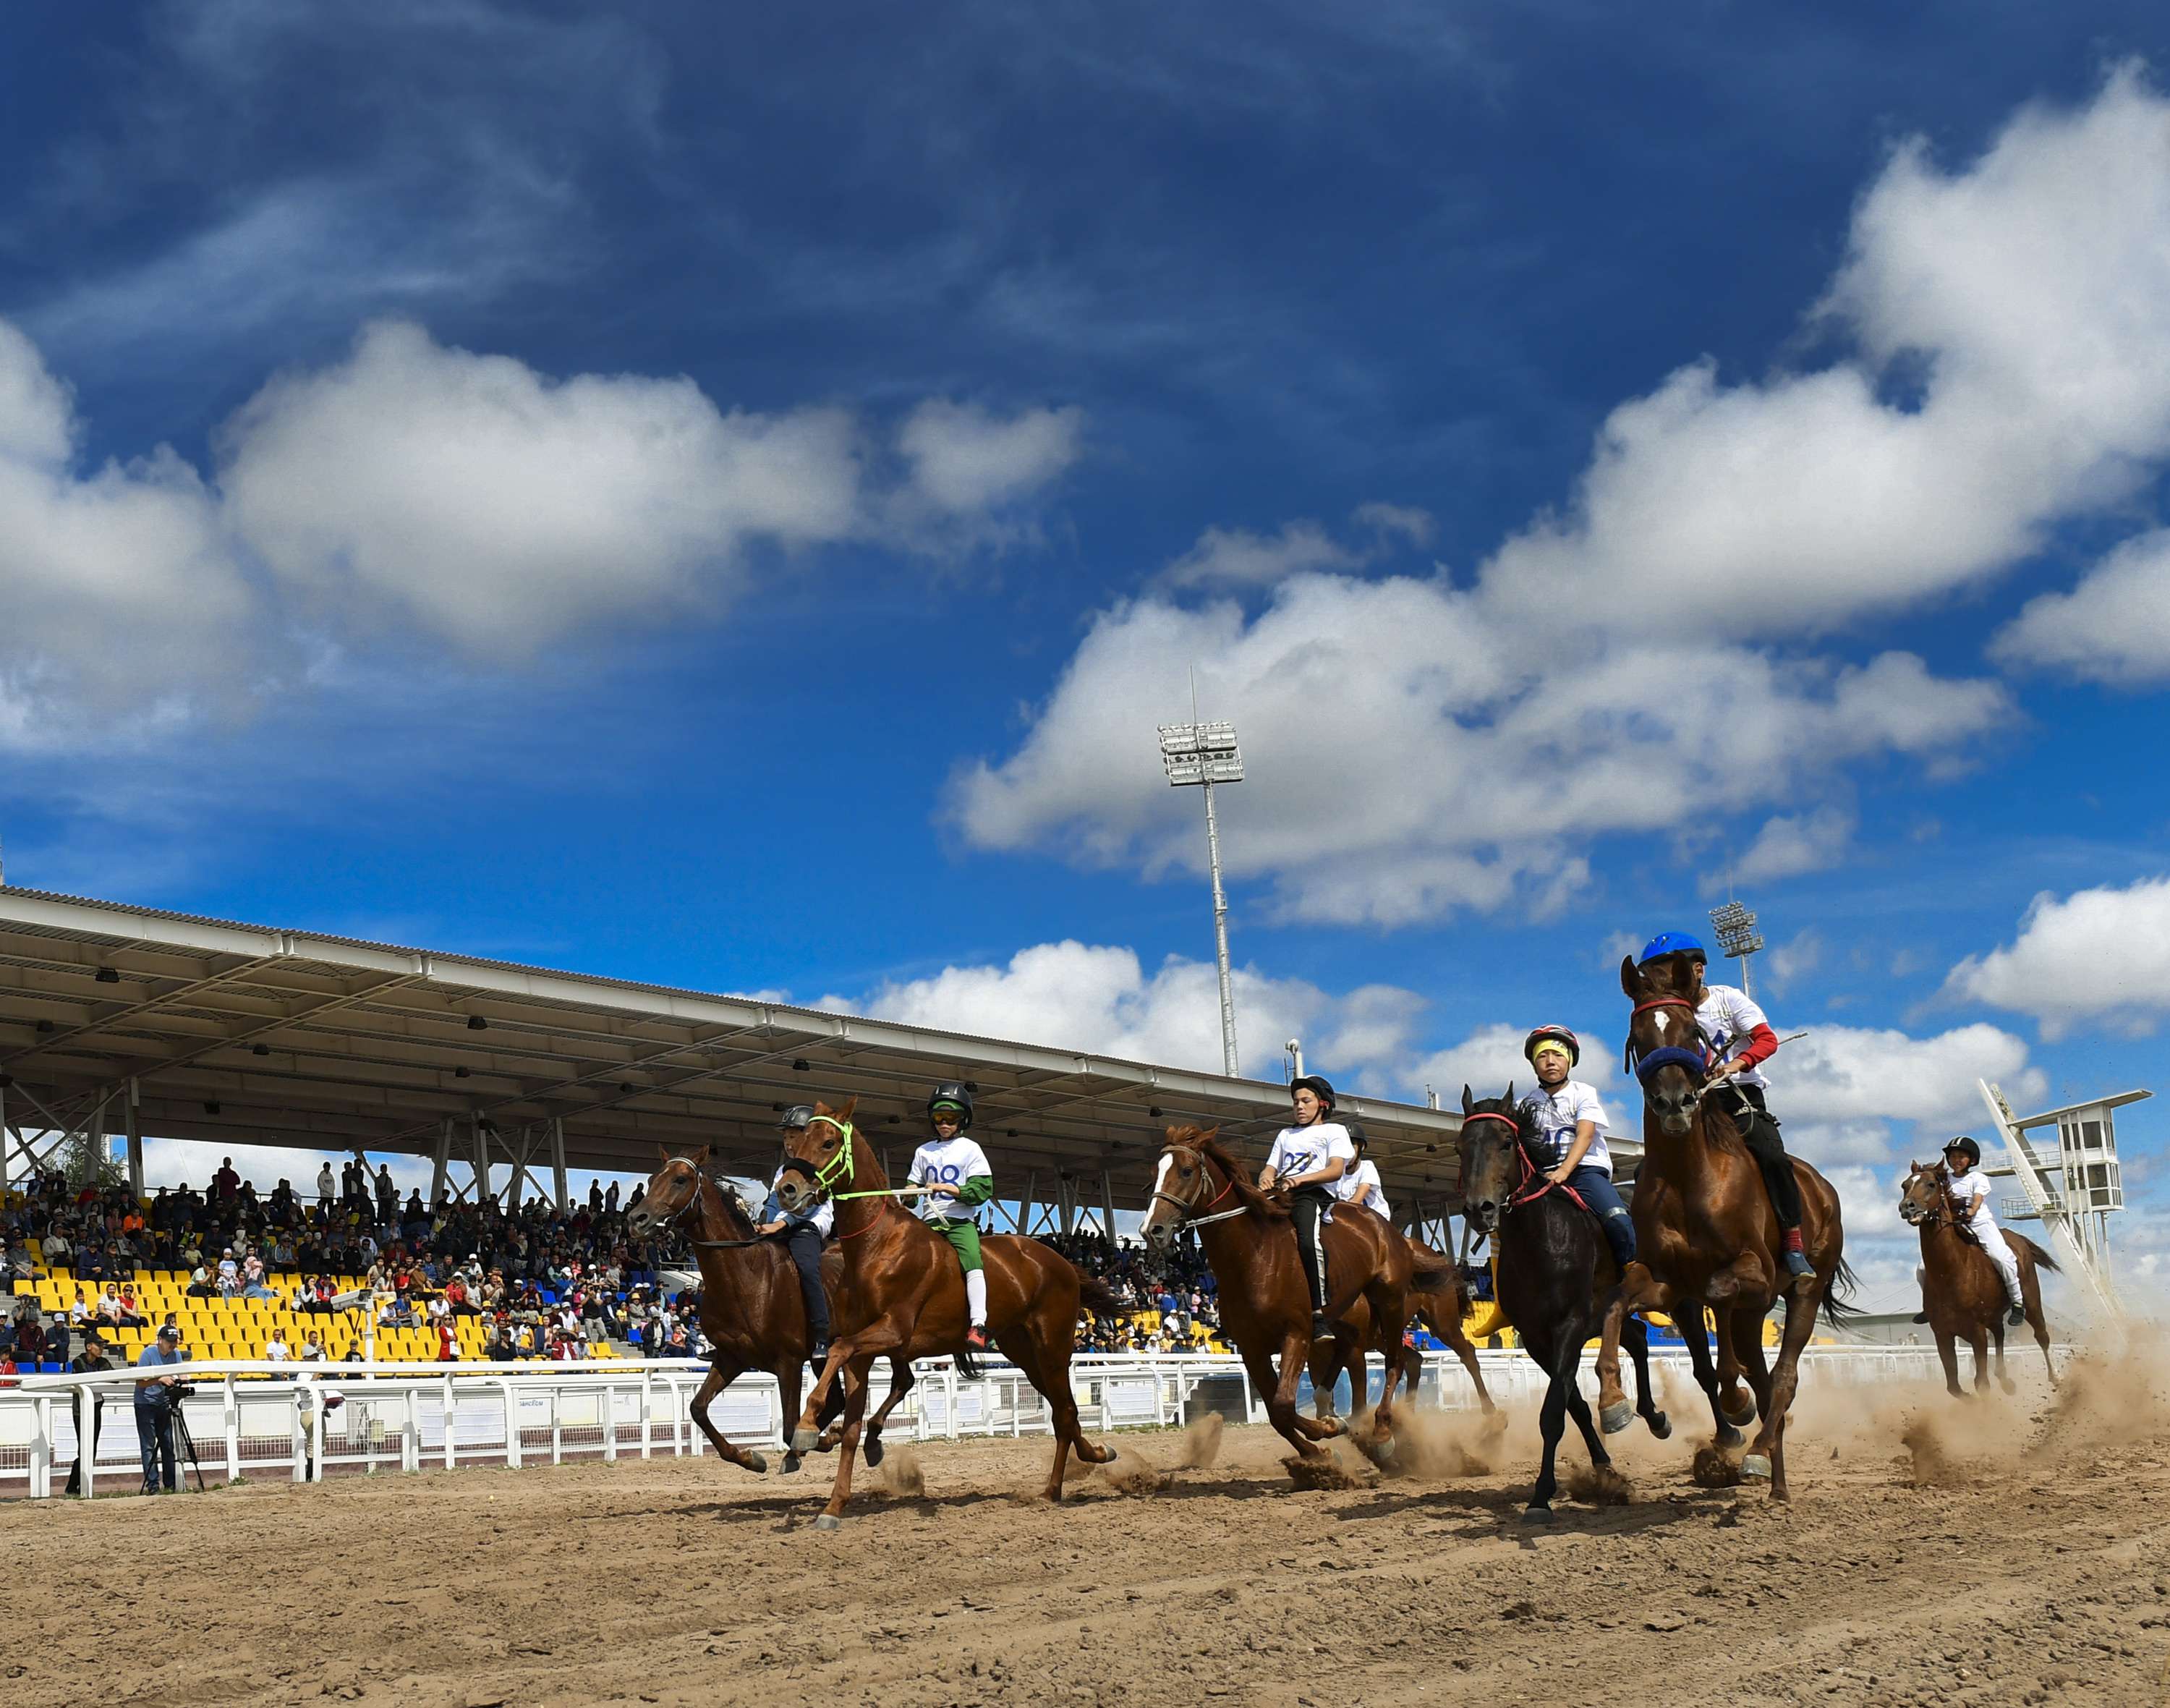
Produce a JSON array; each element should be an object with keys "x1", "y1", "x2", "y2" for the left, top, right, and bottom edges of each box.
[
  {"x1": 1898, "y1": 1161, "x2": 2059, "y2": 1398},
  {"x1": 1593, "y1": 951, "x2": 1858, "y2": 1500},
  {"x1": 1140, "y1": 1124, "x2": 1455, "y2": 1469},
  {"x1": 627, "y1": 1149, "x2": 916, "y2": 1477},
  {"x1": 1306, "y1": 1235, "x2": 1498, "y2": 1427},
  {"x1": 774, "y1": 1098, "x2": 1120, "y2": 1529}
]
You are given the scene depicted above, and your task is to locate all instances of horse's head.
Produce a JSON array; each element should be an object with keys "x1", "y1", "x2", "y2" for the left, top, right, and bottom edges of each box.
[
  {"x1": 627, "y1": 1145, "x2": 710, "y2": 1234},
  {"x1": 1621, "y1": 952, "x2": 1710, "y2": 1137},
  {"x1": 1897, "y1": 1160, "x2": 1951, "y2": 1228},
  {"x1": 1457, "y1": 1084, "x2": 1528, "y2": 1238},
  {"x1": 773, "y1": 1097, "x2": 859, "y2": 1213},
  {"x1": 1141, "y1": 1125, "x2": 1224, "y2": 1249}
]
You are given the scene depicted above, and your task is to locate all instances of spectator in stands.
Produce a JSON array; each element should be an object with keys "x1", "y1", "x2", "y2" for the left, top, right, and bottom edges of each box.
[
  {"x1": 317, "y1": 1161, "x2": 334, "y2": 1207},
  {"x1": 44, "y1": 1313, "x2": 70, "y2": 1371},
  {"x1": 42, "y1": 1225, "x2": 70, "y2": 1270},
  {"x1": 264, "y1": 1328, "x2": 291, "y2": 1362},
  {"x1": 436, "y1": 1317, "x2": 457, "y2": 1362},
  {"x1": 488, "y1": 1325, "x2": 518, "y2": 1361},
  {"x1": 300, "y1": 1330, "x2": 327, "y2": 1362},
  {"x1": 213, "y1": 1157, "x2": 240, "y2": 1203},
  {"x1": 375, "y1": 1165, "x2": 396, "y2": 1223},
  {"x1": 216, "y1": 1248, "x2": 239, "y2": 1297},
  {"x1": 186, "y1": 1262, "x2": 216, "y2": 1299}
]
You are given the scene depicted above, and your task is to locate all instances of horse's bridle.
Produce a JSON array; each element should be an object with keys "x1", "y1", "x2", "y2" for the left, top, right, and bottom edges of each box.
[
  {"x1": 1897, "y1": 1168, "x2": 1952, "y2": 1231},
  {"x1": 1462, "y1": 1105, "x2": 1591, "y2": 1219},
  {"x1": 1625, "y1": 993, "x2": 1714, "y2": 1086},
  {"x1": 655, "y1": 1163, "x2": 773, "y2": 1252},
  {"x1": 1149, "y1": 1145, "x2": 1251, "y2": 1231}
]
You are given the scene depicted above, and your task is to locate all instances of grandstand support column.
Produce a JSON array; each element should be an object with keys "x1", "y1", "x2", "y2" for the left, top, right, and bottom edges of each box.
[
  {"x1": 125, "y1": 1076, "x2": 142, "y2": 1197},
  {"x1": 1101, "y1": 1170, "x2": 1117, "y2": 1242},
  {"x1": 549, "y1": 1117, "x2": 568, "y2": 1213},
  {"x1": 472, "y1": 1115, "x2": 490, "y2": 1205},
  {"x1": 431, "y1": 1117, "x2": 454, "y2": 1208},
  {"x1": 1018, "y1": 1170, "x2": 1037, "y2": 1235}
]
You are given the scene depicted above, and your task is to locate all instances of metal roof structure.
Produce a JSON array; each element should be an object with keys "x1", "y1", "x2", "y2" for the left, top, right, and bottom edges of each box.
[{"x1": 0, "y1": 886, "x2": 1524, "y2": 1236}]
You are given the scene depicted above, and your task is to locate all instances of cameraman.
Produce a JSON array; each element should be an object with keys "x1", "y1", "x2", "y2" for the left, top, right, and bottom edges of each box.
[
  {"x1": 64, "y1": 1331, "x2": 113, "y2": 1496},
  {"x1": 133, "y1": 1324, "x2": 186, "y2": 1495}
]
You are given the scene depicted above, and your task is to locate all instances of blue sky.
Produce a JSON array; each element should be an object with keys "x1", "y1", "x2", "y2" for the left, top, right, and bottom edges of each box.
[{"x1": 4, "y1": 3, "x2": 2169, "y2": 1311}]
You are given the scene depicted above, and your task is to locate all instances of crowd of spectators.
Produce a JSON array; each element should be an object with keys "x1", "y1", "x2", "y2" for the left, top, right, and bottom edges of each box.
[{"x1": 1035, "y1": 1230, "x2": 1227, "y2": 1354}]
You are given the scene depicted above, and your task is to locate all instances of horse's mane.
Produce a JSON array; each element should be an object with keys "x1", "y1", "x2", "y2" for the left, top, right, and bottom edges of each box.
[
  {"x1": 699, "y1": 1170, "x2": 759, "y2": 1239},
  {"x1": 1180, "y1": 1129, "x2": 1289, "y2": 1224}
]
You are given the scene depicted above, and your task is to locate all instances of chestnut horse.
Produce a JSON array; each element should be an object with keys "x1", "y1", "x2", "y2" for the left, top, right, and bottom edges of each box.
[
  {"x1": 1593, "y1": 951, "x2": 1858, "y2": 1501},
  {"x1": 1460, "y1": 1086, "x2": 1669, "y2": 1519},
  {"x1": 1140, "y1": 1125, "x2": 1455, "y2": 1469},
  {"x1": 1898, "y1": 1161, "x2": 2059, "y2": 1398},
  {"x1": 774, "y1": 1099, "x2": 1120, "y2": 1529},
  {"x1": 627, "y1": 1149, "x2": 915, "y2": 1477},
  {"x1": 1306, "y1": 1236, "x2": 1498, "y2": 1427}
]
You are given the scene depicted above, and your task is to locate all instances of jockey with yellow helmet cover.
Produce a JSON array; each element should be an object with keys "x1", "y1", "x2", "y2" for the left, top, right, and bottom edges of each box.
[{"x1": 1518, "y1": 1026, "x2": 1635, "y2": 1270}]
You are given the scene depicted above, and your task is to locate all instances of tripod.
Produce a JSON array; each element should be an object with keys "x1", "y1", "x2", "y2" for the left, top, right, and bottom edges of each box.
[{"x1": 169, "y1": 1397, "x2": 208, "y2": 1495}]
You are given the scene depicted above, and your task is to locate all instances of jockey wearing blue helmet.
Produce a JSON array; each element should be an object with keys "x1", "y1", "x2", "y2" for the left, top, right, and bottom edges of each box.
[{"x1": 1638, "y1": 930, "x2": 1813, "y2": 1284}]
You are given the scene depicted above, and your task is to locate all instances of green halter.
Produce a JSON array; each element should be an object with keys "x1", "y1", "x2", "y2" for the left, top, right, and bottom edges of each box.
[{"x1": 806, "y1": 1114, "x2": 857, "y2": 1196}]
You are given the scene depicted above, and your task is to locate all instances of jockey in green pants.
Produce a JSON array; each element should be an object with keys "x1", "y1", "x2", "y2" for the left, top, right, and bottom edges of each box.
[{"x1": 909, "y1": 1082, "x2": 996, "y2": 1351}]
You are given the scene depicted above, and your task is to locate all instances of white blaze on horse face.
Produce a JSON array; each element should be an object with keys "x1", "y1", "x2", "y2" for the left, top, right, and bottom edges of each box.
[{"x1": 1144, "y1": 1152, "x2": 1179, "y2": 1239}]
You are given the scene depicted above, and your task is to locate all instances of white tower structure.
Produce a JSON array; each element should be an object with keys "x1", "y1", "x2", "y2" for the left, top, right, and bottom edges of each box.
[
  {"x1": 1978, "y1": 1081, "x2": 2147, "y2": 1319},
  {"x1": 1159, "y1": 716, "x2": 1243, "y2": 1076}
]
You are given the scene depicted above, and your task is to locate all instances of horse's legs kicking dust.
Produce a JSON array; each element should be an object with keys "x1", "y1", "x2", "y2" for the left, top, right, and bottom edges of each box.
[
  {"x1": 1676, "y1": 1303, "x2": 1745, "y2": 1448},
  {"x1": 1742, "y1": 1283, "x2": 1819, "y2": 1500},
  {"x1": 1967, "y1": 1324, "x2": 1991, "y2": 1394},
  {"x1": 998, "y1": 1326, "x2": 1113, "y2": 1500},
  {"x1": 1437, "y1": 1311, "x2": 1497, "y2": 1417},
  {"x1": 689, "y1": 1360, "x2": 769, "y2": 1477},
  {"x1": 1621, "y1": 1314, "x2": 1670, "y2": 1438},
  {"x1": 814, "y1": 1354, "x2": 874, "y2": 1529},
  {"x1": 1523, "y1": 1325, "x2": 1579, "y2": 1520},
  {"x1": 855, "y1": 1354, "x2": 916, "y2": 1467},
  {"x1": 1936, "y1": 1325, "x2": 1965, "y2": 1398},
  {"x1": 793, "y1": 1320, "x2": 903, "y2": 1456}
]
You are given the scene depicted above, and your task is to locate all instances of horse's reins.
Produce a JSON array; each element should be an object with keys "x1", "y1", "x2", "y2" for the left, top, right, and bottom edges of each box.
[
  {"x1": 1150, "y1": 1151, "x2": 1253, "y2": 1229},
  {"x1": 1461, "y1": 1108, "x2": 1594, "y2": 1217}
]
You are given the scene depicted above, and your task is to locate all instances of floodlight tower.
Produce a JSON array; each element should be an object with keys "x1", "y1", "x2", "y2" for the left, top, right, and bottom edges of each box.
[
  {"x1": 1159, "y1": 715, "x2": 1244, "y2": 1076},
  {"x1": 1709, "y1": 898, "x2": 1766, "y2": 1000}
]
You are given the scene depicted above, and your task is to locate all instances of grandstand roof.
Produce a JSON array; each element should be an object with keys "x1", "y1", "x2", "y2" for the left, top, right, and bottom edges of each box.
[{"x1": 0, "y1": 887, "x2": 1579, "y2": 1223}]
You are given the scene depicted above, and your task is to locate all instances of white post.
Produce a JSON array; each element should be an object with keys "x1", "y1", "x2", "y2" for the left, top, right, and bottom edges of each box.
[
  {"x1": 1201, "y1": 777, "x2": 1239, "y2": 1076},
  {"x1": 292, "y1": 1388, "x2": 307, "y2": 1484},
  {"x1": 442, "y1": 1374, "x2": 456, "y2": 1471},
  {"x1": 431, "y1": 1118, "x2": 454, "y2": 1207},
  {"x1": 550, "y1": 1117, "x2": 569, "y2": 1214},
  {"x1": 223, "y1": 1377, "x2": 240, "y2": 1482},
  {"x1": 75, "y1": 1385, "x2": 95, "y2": 1498},
  {"x1": 502, "y1": 1381, "x2": 521, "y2": 1469},
  {"x1": 471, "y1": 1116, "x2": 490, "y2": 1206},
  {"x1": 639, "y1": 1372, "x2": 653, "y2": 1461},
  {"x1": 603, "y1": 1384, "x2": 618, "y2": 1463},
  {"x1": 125, "y1": 1078, "x2": 143, "y2": 1199},
  {"x1": 30, "y1": 1395, "x2": 51, "y2": 1497}
]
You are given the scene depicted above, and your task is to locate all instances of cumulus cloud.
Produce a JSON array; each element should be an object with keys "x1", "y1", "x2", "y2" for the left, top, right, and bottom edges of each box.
[
  {"x1": 1160, "y1": 519, "x2": 1359, "y2": 590},
  {"x1": 1991, "y1": 527, "x2": 2170, "y2": 685},
  {"x1": 0, "y1": 316, "x2": 1081, "y2": 742},
  {"x1": 833, "y1": 938, "x2": 1424, "y2": 1087},
  {"x1": 1350, "y1": 501, "x2": 1436, "y2": 548},
  {"x1": 1729, "y1": 806, "x2": 1855, "y2": 883},
  {"x1": 1943, "y1": 875, "x2": 2170, "y2": 1038}
]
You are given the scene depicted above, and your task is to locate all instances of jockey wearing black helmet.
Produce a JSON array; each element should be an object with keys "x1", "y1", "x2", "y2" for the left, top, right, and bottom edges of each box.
[
  {"x1": 757, "y1": 1104, "x2": 833, "y2": 1360},
  {"x1": 1259, "y1": 1074, "x2": 1354, "y2": 1338}
]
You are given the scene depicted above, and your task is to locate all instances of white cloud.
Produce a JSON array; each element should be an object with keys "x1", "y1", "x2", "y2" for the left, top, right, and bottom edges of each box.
[
  {"x1": 1992, "y1": 527, "x2": 2170, "y2": 685},
  {"x1": 1777, "y1": 1021, "x2": 2043, "y2": 1130},
  {"x1": 1350, "y1": 501, "x2": 1436, "y2": 547},
  {"x1": 1481, "y1": 65, "x2": 2170, "y2": 638},
  {"x1": 835, "y1": 938, "x2": 1423, "y2": 1088},
  {"x1": 895, "y1": 399, "x2": 1083, "y2": 516},
  {"x1": 1766, "y1": 928, "x2": 1824, "y2": 992},
  {"x1": 1730, "y1": 806, "x2": 1855, "y2": 883},
  {"x1": 1944, "y1": 876, "x2": 2170, "y2": 1038},
  {"x1": 1160, "y1": 520, "x2": 1358, "y2": 590},
  {"x1": 950, "y1": 572, "x2": 2007, "y2": 923}
]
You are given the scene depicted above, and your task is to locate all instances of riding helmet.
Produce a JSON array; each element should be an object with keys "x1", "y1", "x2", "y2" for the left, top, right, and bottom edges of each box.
[
  {"x1": 1343, "y1": 1118, "x2": 1369, "y2": 1153},
  {"x1": 927, "y1": 1082, "x2": 975, "y2": 1129},
  {"x1": 1942, "y1": 1135, "x2": 1981, "y2": 1166},
  {"x1": 1639, "y1": 930, "x2": 1706, "y2": 966},
  {"x1": 1523, "y1": 1024, "x2": 1580, "y2": 1067},
  {"x1": 777, "y1": 1104, "x2": 815, "y2": 1131},
  {"x1": 1289, "y1": 1074, "x2": 1337, "y2": 1109}
]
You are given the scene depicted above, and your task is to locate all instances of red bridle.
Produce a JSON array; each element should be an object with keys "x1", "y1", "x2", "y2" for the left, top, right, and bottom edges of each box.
[{"x1": 1460, "y1": 1106, "x2": 1590, "y2": 1217}]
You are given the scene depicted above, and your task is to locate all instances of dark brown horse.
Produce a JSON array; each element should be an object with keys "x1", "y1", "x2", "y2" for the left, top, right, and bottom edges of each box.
[
  {"x1": 1306, "y1": 1235, "x2": 1498, "y2": 1427},
  {"x1": 627, "y1": 1148, "x2": 917, "y2": 1478},
  {"x1": 1140, "y1": 1125, "x2": 1455, "y2": 1469},
  {"x1": 1898, "y1": 1161, "x2": 2059, "y2": 1398},
  {"x1": 774, "y1": 1098, "x2": 1120, "y2": 1528},
  {"x1": 1593, "y1": 951, "x2": 1858, "y2": 1501}
]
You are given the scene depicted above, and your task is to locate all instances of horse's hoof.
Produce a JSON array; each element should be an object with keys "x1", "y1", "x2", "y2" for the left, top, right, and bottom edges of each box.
[
  {"x1": 812, "y1": 1513, "x2": 843, "y2": 1531},
  {"x1": 1716, "y1": 1423, "x2": 1745, "y2": 1449},
  {"x1": 1740, "y1": 1453, "x2": 1772, "y2": 1482},
  {"x1": 1521, "y1": 1504, "x2": 1554, "y2": 1525},
  {"x1": 743, "y1": 1450, "x2": 769, "y2": 1477},
  {"x1": 1599, "y1": 1398, "x2": 1633, "y2": 1435},
  {"x1": 1722, "y1": 1398, "x2": 1757, "y2": 1429},
  {"x1": 864, "y1": 1436, "x2": 885, "y2": 1469},
  {"x1": 1646, "y1": 1411, "x2": 1672, "y2": 1442},
  {"x1": 790, "y1": 1428, "x2": 819, "y2": 1455},
  {"x1": 781, "y1": 1454, "x2": 803, "y2": 1477}
]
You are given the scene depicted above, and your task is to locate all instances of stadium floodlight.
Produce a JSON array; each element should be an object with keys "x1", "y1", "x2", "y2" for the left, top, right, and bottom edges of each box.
[
  {"x1": 1708, "y1": 898, "x2": 1766, "y2": 999},
  {"x1": 1158, "y1": 717, "x2": 1243, "y2": 1076}
]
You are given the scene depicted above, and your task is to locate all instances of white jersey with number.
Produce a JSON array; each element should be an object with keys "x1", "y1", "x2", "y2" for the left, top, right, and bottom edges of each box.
[
  {"x1": 1266, "y1": 1121, "x2": 1355, "y2": 1185},
  {"x1": 1335, "y1": 1157, "x2": 1391, "y2": 1220},
  {"x1": 1695, "y1": 985, "x2": 1771, "y2": 1089},
  {"x1": 908, "y1": 1135, "x2": 992, "y2": 1223},
  {"x1": 1522, "y1": 1079, "x2": 1612, "y2": 1175},
  {"x1": 1947, "y1": 1168, "x2": 1999, "y2": 1241}
]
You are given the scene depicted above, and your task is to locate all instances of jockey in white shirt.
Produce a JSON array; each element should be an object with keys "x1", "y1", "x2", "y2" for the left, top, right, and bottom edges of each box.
[
  {"x1": 1518, "y1": 1025, "x2": 1635, "y2": 1270},
  {"x1": 1942, "y1": 1135, "x2": 2026, "y2": 1326},
  {"x1": 1258, "y1": 1075, "x2": 1354, "y2": 1339},
  {"x1": 1334, "y1": 1122, "x2": 1392, "y2": 1222}
]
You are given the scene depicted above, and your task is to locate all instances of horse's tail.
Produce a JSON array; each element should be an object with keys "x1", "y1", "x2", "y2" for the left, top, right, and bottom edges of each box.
[
  {"x1": 1408, "y1": 1241, "x2": 1457, "y2": 1294},
  {"x1": 1073, "y1": 1268, "x2": 1131, "y2": 1317},
  {"x1": 1819, "y1": 1254, "x2": 1867, "y2": 1333},
  {"x1": 953, "y1": 1346, "x2": 984, "y2": 1380},
  {"x1": 2009, "y1": 1231, "x2": 2059, "y2": 1274}
]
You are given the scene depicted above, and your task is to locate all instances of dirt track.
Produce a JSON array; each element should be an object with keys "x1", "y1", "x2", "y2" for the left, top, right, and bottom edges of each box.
[{"x1": 6, "y1": 1353, "x2": 2168, "y2": 1708}]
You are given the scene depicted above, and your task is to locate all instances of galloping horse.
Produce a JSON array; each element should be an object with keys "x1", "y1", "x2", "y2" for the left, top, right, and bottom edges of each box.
[
  {"x1": 1898, "y1": 1161, "x2": 2059, "y2": 1398},
  {"x1": 1460, "y1": 1087, "x2": 1668, "y2": 1519},
  {"x1": 627, "y1": 1149, "x2": 914, "y2": 1477},
  {"x1": 1307, "y1": 1237, "x2": 1498, "y2": 1427},
  {"x1": 774, "y1": 1098, "x2": 1119, "y2": 1528},
  {"x1": 1141, "y1": 1124, "x2": 1455, "y2": 1469},
  {"x1": 1594, "y1": 952, "x2": 1857, "y2": 1500}
]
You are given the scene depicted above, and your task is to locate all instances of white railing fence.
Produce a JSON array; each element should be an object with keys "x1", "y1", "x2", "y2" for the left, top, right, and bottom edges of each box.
[{"x1": 0, "y1": 1345, "x2": 2065, "y2": 1500}]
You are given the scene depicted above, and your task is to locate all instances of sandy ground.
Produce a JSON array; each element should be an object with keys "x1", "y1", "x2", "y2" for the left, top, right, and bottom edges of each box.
[{"x1": 5, "y1": 1351, "x2": 2169, "y2": 1708}]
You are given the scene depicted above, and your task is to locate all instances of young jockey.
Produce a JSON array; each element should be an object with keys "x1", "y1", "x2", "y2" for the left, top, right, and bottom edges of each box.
[
  {"x1": 1640, "y1": 931, "x2": 1814, "y2": 1284},
  {"x1": 1335, "y1": 1121, "x2": 1392, "y2": 1221},
  {"x1": 909, "y1": 1083, "x2": 995, "y2": 1351},
  {"x1": 757, "y1": 1105, "x2": 834, "y2": 1363},
  {"x1": 1943, "y1": 1136, "x2": 2027, "y2": 1327},
  {"x1": 1259, "y1": 1075, "x2": 1355, "y2": 1338},
  {"x1": 1518, "y1": 1024, "x2": 1635, "y2": 1270}
]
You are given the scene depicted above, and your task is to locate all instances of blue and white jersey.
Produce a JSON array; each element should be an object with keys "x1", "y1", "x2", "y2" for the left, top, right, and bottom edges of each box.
[
  {"x1": 1335, "y1": 1157, "x2": 1391, "y2": 1220},
  {"x1": 1520, "y1": 1080, "x2": 1612, "y2": 1176},
  {"x1": 1265, "y1": 1121, "x2": 1355, "y2": 1186},
  {"x1": 907, "y1": 1135, "x2": 992, "y2": 1223}
]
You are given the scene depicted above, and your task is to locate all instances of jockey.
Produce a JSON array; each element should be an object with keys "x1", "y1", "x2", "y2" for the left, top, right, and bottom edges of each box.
[
  {"x1": 909, "y1": 1083, "x2": 995, "y2": 1351},
  {"x1": 1641, "y1": 931, "x2": 1815, "y2": 1285},
  {"x1": 1259, "y1": 1074, "x2": 1355, "y2": 1338},
  {"x1": 757, "y1": 1105, "x2": 834, "y2": 1363},
  {"x1": 1518, "y1": 1025, "x2": 1635, "y2": 1271},
  {"x1": 1335, "y1": 1121, "x2": 1392, "y2": 1221},
  {"x1": 1943, "y1": 1136, "x2": 2027, "y2": 1327}
]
